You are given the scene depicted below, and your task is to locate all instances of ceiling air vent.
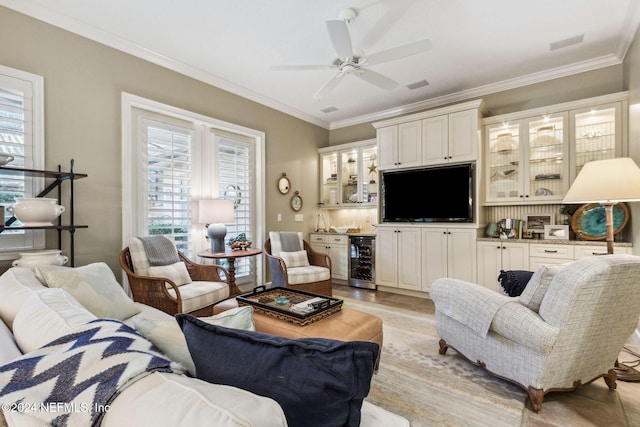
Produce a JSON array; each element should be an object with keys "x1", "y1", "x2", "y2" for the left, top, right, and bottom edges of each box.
[
  {"x1": 321, "y1": 106, "x2": 339, "y2": 113},
  {"x1": 406, "y1": 80, "x2": 429, "y2": 90},
  {"x1": 550, "y1": 34, "x2": 584, "y2": 51}
]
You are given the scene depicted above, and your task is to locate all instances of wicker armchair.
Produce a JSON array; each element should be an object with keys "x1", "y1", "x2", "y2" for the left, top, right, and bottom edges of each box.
[
  {"x1": 120, "y1": 246, "x2": 230, "y2": 316},
  {"x1": 264, "y1": 233, "x2": 332, "y2": 297}
]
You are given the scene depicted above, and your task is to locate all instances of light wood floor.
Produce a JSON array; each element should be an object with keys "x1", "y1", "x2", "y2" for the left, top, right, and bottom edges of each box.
[{"x1": 333, "y1": 283, "x2": 640, "y2": 426}]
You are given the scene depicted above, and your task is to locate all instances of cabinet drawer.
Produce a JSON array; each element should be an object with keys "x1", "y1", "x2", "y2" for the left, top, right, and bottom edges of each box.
[
  {"x1": 574, "y1": 245, "x2": 632, "y2": 259},
  {"x1": 327, "y1": 235, "x2": 348, "y2": 245},
  {"x1": 530, "y1": 244, "x2": 573, "y2": 259},
  {"x1": 309, "y1": 234, "x2": 329, "y2": 244},
  {"x1": 530, "y1": 257, "x2": 573, "y2": 271}
]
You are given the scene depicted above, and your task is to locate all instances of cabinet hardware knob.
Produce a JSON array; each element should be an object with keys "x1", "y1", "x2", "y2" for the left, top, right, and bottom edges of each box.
[
  {"x1": 592, "y1": 252, "x2": 607, "y2": 256},
  {"x1": 544, "y1": 250, "x2": 558, "y2": 253}
]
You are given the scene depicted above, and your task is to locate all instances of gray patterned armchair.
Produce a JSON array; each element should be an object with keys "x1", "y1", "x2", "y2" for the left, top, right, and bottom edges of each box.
[{"x1": 430, "y1": 254, "x2": 640, "y2": 412}]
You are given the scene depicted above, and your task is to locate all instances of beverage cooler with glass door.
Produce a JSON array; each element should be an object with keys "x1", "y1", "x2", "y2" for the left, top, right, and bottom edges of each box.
[{"x1": 348, "y1": 235, "x2": 376, "y2": 289}]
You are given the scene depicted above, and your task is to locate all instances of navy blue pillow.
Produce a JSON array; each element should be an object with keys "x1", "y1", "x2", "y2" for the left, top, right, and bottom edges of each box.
[
  {"x1": 176, "y1": 314, "x2": 379, "y2": 427},
  {"x1": 498, "y1": 270, "x2": 534, "y2": 296}
]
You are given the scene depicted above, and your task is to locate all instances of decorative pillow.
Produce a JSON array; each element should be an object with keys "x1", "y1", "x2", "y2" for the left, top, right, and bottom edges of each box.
[
  {"x1": 133, "y1": 306, "x2": 255, "y2": 375},
  {"x1": 519, "y1": 264, "x2": 564, "y2": 312},
  {"x1": 12, "y1": 288, "x2": 96, "y2": 353},
  {"x1": 497, "y1": 270, "x2": 534, "y2": 297},
  {"x1": 279, "y1": 250, "x2": 310, "y2": 268},
  {"x1": 147, "y1": 261, "x2": 192, "y2": 286},
  {"x1": 36, "y1": 262, "x2": 140, "y2": 321},
  {"x1": 176, "y1": 314, "x2": 379, "y2": 427},
  {"x1": 0, "y1": 267, "x2": 48, "y2": 329}
]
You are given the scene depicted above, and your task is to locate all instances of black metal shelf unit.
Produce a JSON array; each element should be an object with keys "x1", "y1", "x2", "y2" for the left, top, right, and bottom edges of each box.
[{"x1": 0, "y1": 159, "x2": 88, "y2": 266}]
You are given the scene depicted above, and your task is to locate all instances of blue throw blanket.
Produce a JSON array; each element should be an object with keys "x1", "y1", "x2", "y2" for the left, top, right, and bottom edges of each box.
[{"x1": 0, "y1": 319, "x2": 185, "y2": 426}]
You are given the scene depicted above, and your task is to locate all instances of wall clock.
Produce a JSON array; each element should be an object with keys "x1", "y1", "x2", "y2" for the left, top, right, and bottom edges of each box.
[
  {"x1": 290, "y1": 191, "x2": 303, "y2": 212},
  {"x1": 277, "y1": 173, "x2": 291, "y2": 194}
]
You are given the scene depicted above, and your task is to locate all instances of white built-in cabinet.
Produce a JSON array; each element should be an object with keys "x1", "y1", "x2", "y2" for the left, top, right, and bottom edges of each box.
[
  {"x1": 476, "y1": 241, "x2": 529, "y2": 291},
  {"x1": 421, "y1": 228, "x2": 476, "y2": 292},
  {"x1": 375, "y1": 100, "x2": 484, "y2": 171},
  {"x1": 477, "y1": 240, "x2": 633, "y2": 290},
  {"x1": 483, "y1": 93, "x2": 627, "y2": 205},
  {"x1": 318, "y1": 139, "x2": 378, "y2": 208},
  {"x1": 375, "y1": 226, "x2": 422, "y2": 290},
  {"x1": 309, "y1": 233, "x2": 349, "y2": 281}
]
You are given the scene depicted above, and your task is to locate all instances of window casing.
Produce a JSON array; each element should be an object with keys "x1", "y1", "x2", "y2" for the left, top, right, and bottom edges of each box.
[
  {"x1": 0, "y1": 65, "x2": 45, "y2": 259},
  {"x1": 122, "y1": 93, "x2": 265, "y2": 286}
]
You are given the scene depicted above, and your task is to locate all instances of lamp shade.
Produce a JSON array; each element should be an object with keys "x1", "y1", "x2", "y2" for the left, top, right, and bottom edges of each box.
[
  {"x1": 198, "y1": 199, "x2": 234, "y2": 224},
  {"x1": 563, "y1": 158, "x2": 640, "y2": 204}
]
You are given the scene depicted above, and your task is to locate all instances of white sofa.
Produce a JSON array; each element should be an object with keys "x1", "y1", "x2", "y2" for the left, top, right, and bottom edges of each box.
[{"x1": 0, "y1": 266, "x2": 408, "y2": 427}]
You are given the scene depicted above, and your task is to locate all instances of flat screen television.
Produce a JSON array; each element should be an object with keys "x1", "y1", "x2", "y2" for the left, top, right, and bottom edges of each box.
[{"x1": 381, "y1": 163, "x2": 475, "y2": 223}]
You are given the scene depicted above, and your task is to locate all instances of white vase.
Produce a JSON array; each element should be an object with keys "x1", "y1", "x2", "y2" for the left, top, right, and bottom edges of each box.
[
  {"x1": 7, "y1": 198, "x2": 65, "y2": 226},
  {"x1": 12, "y1": 249, "x2": 69, "y2": 270}
]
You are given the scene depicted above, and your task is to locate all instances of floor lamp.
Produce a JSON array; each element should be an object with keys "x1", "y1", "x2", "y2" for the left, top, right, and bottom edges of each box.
[{"x1": 563, "y1": 157, "x2": 640, "y2": 381}]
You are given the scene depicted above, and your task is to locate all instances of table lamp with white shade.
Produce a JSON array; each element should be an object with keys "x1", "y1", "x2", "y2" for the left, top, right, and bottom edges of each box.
[
  {"x1": 563, "y1": 157, "x2": 640, "y2": 382},
  {"x1": 199, "y1": 199, "x2": 234, "y2": 252},
  {"x1": 563, "y1": 157, "x2": 640, "y2": 254}
]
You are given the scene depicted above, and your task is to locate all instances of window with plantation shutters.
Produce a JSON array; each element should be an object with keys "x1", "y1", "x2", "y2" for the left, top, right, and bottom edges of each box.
[
  {"x1": 0, "y1": 66, "x2": 44, "y2": 256},
  {"x1": 143, "y1": 118, "x2": 194, "y2": 254},
  {"x1": 216, "y1": 133, "x2": 257, "y2": 282},
  {"x1": 124, "y1": 93, "x2": 265, "y2": 286}
]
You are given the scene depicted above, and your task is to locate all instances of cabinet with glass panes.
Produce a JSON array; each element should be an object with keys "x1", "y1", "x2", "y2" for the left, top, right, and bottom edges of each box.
[
  {"x1": 318, "y1": 139, "x2": 377, "y2": 208},
  {"x1": 483, "y1": 93, "x2": 626, "y2": 205}
]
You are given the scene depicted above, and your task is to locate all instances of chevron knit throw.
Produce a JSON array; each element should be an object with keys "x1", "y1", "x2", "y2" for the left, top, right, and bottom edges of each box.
[{"x1": 0, "y1": 319, "x2": 185, "y2": 426}]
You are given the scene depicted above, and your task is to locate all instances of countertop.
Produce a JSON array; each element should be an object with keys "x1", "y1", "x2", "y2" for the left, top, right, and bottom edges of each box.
[
  {"x1": 476, "y1": 237, "x2": 633, "y2": 247},
  {"x1": 310, "y1": 231, "x2": 377, "y2": 237}
]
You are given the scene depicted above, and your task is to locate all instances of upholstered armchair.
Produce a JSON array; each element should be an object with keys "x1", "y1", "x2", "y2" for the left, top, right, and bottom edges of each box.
[
  {"x1": 264, "y1": 231, "x2": 333, "y2": 296},
  {"x1": 430, "y1": 254, "x2": 640, "y2": 412},
  {"x1": 120, "y1": 237, "x2": 230, "y2": 316}
]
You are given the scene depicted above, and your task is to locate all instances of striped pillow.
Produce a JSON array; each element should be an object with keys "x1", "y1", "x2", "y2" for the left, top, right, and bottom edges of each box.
[{"x1": 279, "y1": 250, "x2": 310, "y2": 268}]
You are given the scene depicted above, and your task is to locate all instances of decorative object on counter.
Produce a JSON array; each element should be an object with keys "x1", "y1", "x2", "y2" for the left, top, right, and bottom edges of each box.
[
  {"x1": 12, "y1": 249, "x2": 68, "y2": 270},
  {"x1": 315, "y1": 206, "x2": 327, "y2": 232},
  {"x1": 521, "y1": 230, "x2": 534, "y2": 239},
  {"x1": 228, "y1": 233, "x2": 252, "y2": 250},
  {"x1": 290, "y1": 191, "x2": 303, "y2": 212},
  {"x1": 199, "y1": 199, "x2": 235, "y2": 252},
  {"x1": 523, "y1": 213, "x2": 553, "y2": 234},
  {"x1": 563, "y1": 157, "x2": 640, "y2": 383},
  {"x1": 277, "y1": 173, "x2": 291, "y2": 194},
  {"x1": 544, "y1": 224, "x2": 569, "y2": 240},
  {"x1": 497, "y1": 218, "x2": 521, "y2": 239},
  {"x1": 0, "y1": 153, "x2": 14, "y2": 166},
  {"x1": 484, "y1": 222, "x2": 498, "y2": 238},
  {"x1": 7, "y1": 198, "x2": 65, "y2": 226}
]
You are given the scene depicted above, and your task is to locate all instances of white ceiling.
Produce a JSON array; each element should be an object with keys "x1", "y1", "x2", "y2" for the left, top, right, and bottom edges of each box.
[{"x1": 3, "y1": 0, "x2": 640, "y2": 129}]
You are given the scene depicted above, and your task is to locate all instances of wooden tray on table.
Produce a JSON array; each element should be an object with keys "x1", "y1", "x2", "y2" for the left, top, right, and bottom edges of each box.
[{"x1": 236, "y1": 286, "x2": 343, "y2": 326}]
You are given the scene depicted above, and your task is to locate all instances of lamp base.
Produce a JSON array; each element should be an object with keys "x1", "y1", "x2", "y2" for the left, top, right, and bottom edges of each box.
[
  {"x1": 207, "y1": 223, "x2": 227, "y2": 252},
  {"x1": 615, "y1": 360, "x2": 640, "y2": 382}
]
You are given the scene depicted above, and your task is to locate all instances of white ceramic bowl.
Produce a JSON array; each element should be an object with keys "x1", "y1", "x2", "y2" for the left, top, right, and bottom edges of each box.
[
  {"x1": 12, "y1": 249, "x2": 68, "y2": 270},
  {"x1": 7, "y1": 198, "x2": 65, "y2": 226}
]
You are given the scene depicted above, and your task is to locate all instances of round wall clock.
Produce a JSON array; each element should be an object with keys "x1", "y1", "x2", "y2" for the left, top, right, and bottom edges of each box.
[
  {"x1": 277, "y1": 173, "x2": 291, "y2": 194},
  {"x1": 290, "y1": 191, "x2": 303, "y2": 212}
]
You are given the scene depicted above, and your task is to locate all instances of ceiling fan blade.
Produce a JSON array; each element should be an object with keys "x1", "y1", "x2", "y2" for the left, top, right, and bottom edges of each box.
[
  {"x1": 326, "y1": 19, "x2": 353, "y2": 60},
  {"x1": 356, "y1": 69, "x2": 399, "y2": 90},
  {"x1": 313, "y1": 72, "x2": 346, "y2": 99},
  {"x1": 365, "y1": 39, "x2": 432, "y2": 66},
  {"x1": 270, "y1": 64, "x2": 337, "y2": 71}
]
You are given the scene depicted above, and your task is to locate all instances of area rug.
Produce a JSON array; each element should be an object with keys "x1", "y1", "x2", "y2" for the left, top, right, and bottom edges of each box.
[{"x1": 342, "y1": 297, "x2": 527, "y2": 426}]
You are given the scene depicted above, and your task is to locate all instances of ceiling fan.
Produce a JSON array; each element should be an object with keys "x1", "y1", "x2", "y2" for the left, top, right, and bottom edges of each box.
[{"x1": 271, "y1": 8, "x2": 432, "y2": 99}]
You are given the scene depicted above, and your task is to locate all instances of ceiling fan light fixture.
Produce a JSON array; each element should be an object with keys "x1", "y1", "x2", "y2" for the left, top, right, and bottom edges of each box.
[{"x1": 338, "y1": 8, "x2": 357, "y2": 23}]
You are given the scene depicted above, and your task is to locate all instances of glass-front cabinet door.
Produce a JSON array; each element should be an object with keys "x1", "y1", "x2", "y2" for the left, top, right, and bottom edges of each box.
[
  {"x1": 341, "y1": 148, "x2": 360, "y2": 205},
  {"x1": 485, "y1": 121, "x2": 524, "y2": 203},
  {"x1": 318, "y1": 140, "x2": 377, "y2": 208},
  {"x1": 320, "y1": 151, "x2": 339, "y2": 206},
  {"x1": 571, "y1": 103, "x2": 622, "y2": 180},
  {"x1": 525, "y1": 113, "x2": 568, "y2": 202}
]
